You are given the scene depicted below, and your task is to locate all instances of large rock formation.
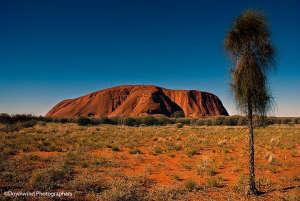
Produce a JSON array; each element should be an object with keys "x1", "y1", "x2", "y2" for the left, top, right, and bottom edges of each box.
[{"x1": 46, "y1": 85, "x2": 228, "y2": 118}]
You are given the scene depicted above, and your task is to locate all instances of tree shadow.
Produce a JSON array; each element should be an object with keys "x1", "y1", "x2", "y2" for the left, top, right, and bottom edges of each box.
[{"x1": 257, "y1": 185, "x2": 300, "y2": 195}]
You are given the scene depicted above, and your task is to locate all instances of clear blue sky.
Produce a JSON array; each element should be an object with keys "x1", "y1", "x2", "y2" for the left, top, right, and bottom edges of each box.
[{"x1": 0, "y1": 0, "x2": 299, "y2": 116}]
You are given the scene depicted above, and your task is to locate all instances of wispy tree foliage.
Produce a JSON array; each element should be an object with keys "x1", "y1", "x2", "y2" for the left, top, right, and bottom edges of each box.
[{"x1": 224, "y1": 10, "x2": 275, "y2": 195}]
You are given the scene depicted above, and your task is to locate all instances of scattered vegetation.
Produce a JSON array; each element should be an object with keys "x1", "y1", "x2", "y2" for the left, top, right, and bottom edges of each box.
[
  {"x1": 185, "y1": 147, "x2": 198, "y2": 157},
  {"x1": 129, "y1": 148, "x2": 142, "y2": 155},
  {"x1": 0, "y1": 119, "x2": 299, "y2": 201},
  {"x1": 206, "y1": 176, "x2": 224, "y2": 188},
  {"x1": 233, "y1": 174, "x2": 249, "y2": 195},
  {"x1": 69, "y1": 174, "x2": 107, "y2": 193},
  {"x1": 28, "y1": 164, "x2": 74, "y2": 191},
  {"x1": 111, "y1": 145, "x2": 121, "y2": 152},
  {"x1": 147, "y1": 186, "x2": 183, "y2": 201},
  {"x1": 99, "y1": 176, "x2": 148, "y2": 201},
  {"x1": 196, "y1": 159, "x2": 218, "y2": 176},
  {"x1": 183, "y1": 179, "x2": 197, "y2": 191},
  {"x1": 257, "y1": 176, "x2": 273, "y2": 192},
  {"x1": 153, "y1": 146, "x2": 164, "y2": 155},
  {"x1": 1, "y1": 113, "x2": 299, "y2": 130}
]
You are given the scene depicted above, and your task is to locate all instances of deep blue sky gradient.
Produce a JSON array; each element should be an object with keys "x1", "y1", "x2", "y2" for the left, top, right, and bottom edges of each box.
[{"x1": 0, "y1": 0, "x2": 299, "y2": 116}]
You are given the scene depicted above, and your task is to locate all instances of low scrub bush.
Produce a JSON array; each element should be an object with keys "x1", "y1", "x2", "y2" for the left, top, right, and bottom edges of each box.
[
  {"x1": 69, "y1": 174, "x2": 107, "y2": 193},
  {"x1": 77, "y1": 117, "x2": 92, "y2": 126},
  {"x1": 196, "y1": 159, "x2": 218, "y2": 176},
  {"x1": 129, "y1": 148, "x2": 142, "y2": 155},
  {"x1": 99, "y1": 176, "x2": 148, "y2": 201},
  {"x1": 183, "y1": 179, "x2": 197, "y2": 191},
  {"x1": 112, "y1": 145, "x2": 121, "y2": 152},
  {"x1": 185, "y1": 147, "x2": 197, "y2": 157},
  {"x1": 28, "y1": 165, "x2": 74, "y2": 191},
  {"x1": 153, "y1": 147, "x2": 164, "y2": 155},
  {"x1": 233, "y1": 174, "x2": 248, "y2": 195},
  {"x1": 171, "y1": 111, "x2": 185, "y2": 118},
  {"x1": 257, "y1": 176, "x2": 273, "y2": 192},
  {"x1": 0, "y1": 120, "x2": 38, "y2": 132},
  {"x1": 148, "y1": 186, "x2": 183, "y2": 201},
  {"x1": 206, "y1": 176, "x2": 224, "y2": 188},
  {"x1": 176, "y1": 123, "x2": 184, "y2": 128},
  {"x1": 1, "y1": 113, "x2": 298, "y2": 127}
]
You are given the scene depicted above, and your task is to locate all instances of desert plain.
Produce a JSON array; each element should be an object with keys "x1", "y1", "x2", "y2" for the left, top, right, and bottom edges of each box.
[{"x1": 0, "y1": 122, "x2": 299, "y2": 201}]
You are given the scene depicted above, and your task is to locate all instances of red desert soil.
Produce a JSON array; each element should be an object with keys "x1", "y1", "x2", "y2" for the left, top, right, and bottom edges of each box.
[
  {"x1": 46, "y1": 85, "x2": 228, "y2": 118},
  {"x1": 89, "y1": 145, "x2": 300, "y2": 187},
  {"x1": 2, "y1": 124, "x2": 299, "y2": 200},
  {"x1": 22, "y1": 143, "x2": 298, "y2": 201}
]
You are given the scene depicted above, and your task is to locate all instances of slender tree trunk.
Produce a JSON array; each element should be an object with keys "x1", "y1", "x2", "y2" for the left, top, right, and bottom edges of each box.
[{"x1": 248, "y1": 104, "x2": 258, "y2": 195}]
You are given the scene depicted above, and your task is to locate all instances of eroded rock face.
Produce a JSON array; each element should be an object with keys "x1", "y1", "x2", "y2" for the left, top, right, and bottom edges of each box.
[{"x1": 46, "y1": 85, "x2": 229, "y2": 118}]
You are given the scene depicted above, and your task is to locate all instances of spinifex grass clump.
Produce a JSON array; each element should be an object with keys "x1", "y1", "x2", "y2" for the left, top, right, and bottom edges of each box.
[{"x1": 28, "y1": 165, "x2": 74, "y2": 191}]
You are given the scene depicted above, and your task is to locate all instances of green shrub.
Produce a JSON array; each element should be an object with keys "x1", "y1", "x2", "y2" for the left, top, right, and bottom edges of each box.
[
  {"x1": 0, "y1": 113, "x2": 297, "y2": 126},
  {"x1": 175, "y1": 144, "x2": 182, "y2": 151},
  {"x1": 28, "y1": 165, "x2": 74, "y2": 191},
  {"x1": 139, "y1": 116, "x2": 160, "y2": 126},
  {"x1": 176, "y1": 123, "x2": 184, "y2": 128},
  {"x1": 204, "y1": 119, "x2": 213, "y2": 126},
  {"x1": 281, "y1": 118, "x2": 292, "y2": 124},
  {"x1": 100, "y1": 117, "x2": 118, "y2": 125},
  {"x1": 55, "y1": 118, "x2": 70, "y2": 123},
  {"x1": 153, "y1": 147, "x2": 163, "y2": 155},
  {"x1": 171, "y1": 111, "x2": 185, "y2": 118},
  {"x1": 77, "y1": 117, "x2": 92, "y2": 126},
  {"x1": 69, "y1": 174, "x2": 107, "y2": 193},
  {"x1": 119, "y1": 117, "x2": 138, "y2": 126},
  {"x1": 237, "y1": 116, "x2": 247, "y2": 125},
  {"x1": 223, "y1": 116, "x2": 238, "y2": 126},
  {"x1": 21, "y1": 120, "x2": 37, "y2": 128},
  {"x1": 171, "y1": 174, "x2": 181, "y2": 181},
  {"x1": 185, "y1": 147, "x2": 197, "y2": 157},
  {"x1": 23, "y1": 154, "x2": 40, "y2": 161},
  {"x1": 129, "y1": 149, "x2": 142, "y2": 154},
  {"x1": 0, "y1": 120, "x2": 37, "y2": 132},
  {"x1": 184, "y1": 179, "x2": 197, "y2": 191},
  {"x1": 207, "y1": 166, "x2": 217, "y2": 176},
  {"x1": 148, "y1": 186, "x2": 182, "y2": 201},
  {"x1": 196, "y1": 160, "x2": 208, "y2": 175},
  {"x1": 233, "y1": 174, "x2": 248, "y2": 194},
  {"x1": 0, "y1": 113, "x2": 13, "y2": 124},
  {"x1": 257, "y1": 177, "x2": 273, "y2": 191},
  {"x1": 206, "y1": 176, "x2": 224, "y2": 188},
  {"x1": 99, "y1": 177, "x2": 147, "y2": 201},
  {"x1": 214, "y1": 117, "x2": 225, "y2": 125},
  {"x1": 112, "y1": 145, "x2": 120, "y2": 152},
  {"x1": 175, "y1": 118, "x2": 191, "y2": 125},
  {"x1": 196, "y1": 159, "x2": 218, "y2": 176}
]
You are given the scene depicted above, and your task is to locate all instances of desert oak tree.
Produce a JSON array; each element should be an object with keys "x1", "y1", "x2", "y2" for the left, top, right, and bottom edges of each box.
[{"x1": 224, "y1": 10, "x2": 275, "y2": 195}]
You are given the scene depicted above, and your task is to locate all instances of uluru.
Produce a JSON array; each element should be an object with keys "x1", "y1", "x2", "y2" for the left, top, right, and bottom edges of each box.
[{"x1": 46, "y1": 85, "x2": 229, "y2": 118}]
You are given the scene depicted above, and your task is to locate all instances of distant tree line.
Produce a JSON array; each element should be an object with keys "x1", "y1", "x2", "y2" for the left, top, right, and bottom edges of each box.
[{"x1": 0, "y1": 113, "x2": 299, "y2": 130}]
